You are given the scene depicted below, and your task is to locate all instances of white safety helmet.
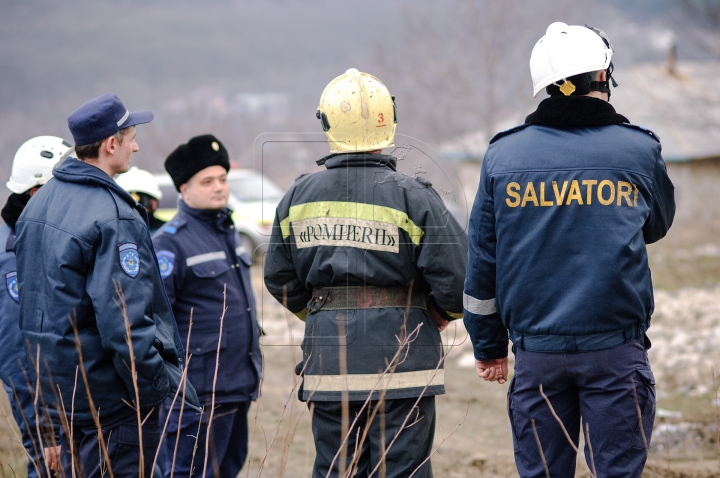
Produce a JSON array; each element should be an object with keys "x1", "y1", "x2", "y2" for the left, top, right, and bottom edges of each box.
[
  {"x1": 7, "y1": 136, "x2": 73, "y2": 194},
  {"x1": 115, "y1": 167, "x2": 163, "y2": 200},
  {"x1": 317, "y1": 68, "x2": 397, "y2": 153},
  {"x1": 530, "y1": 22, "x2": 615, "y2": 97}
]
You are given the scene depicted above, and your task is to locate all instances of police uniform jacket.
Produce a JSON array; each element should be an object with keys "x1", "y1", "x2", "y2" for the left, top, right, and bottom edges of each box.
[
  {"x1": 15, "y1": 158, "x2": 198, "y2": 427},
  {"x1": 464, "y1": 96, "x2": 676, "y2": 360},
  {"x1": 264, "y1": 153, "x2": 467, "y2": 401},
  {"x1": 153, "y1": 200, "x2": 261, "y2": 403},
  {"x1": 0, "y1": 224, "x2": 61, "y2": 438}
]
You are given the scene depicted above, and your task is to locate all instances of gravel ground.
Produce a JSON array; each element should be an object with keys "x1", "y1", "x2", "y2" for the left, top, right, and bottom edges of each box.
[{"x1": 649, "y1": 287, "x2": 720, "y2": 397}]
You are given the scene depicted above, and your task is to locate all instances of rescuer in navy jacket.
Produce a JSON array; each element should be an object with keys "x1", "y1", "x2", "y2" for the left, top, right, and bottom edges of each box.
[
  {"x1": 464, "y1": 24, "x2": 675, "y2": 477},
  {"x1": 0, "y1": 136, "x2": 70, "y2": 477},
  {"x1": 15, "y1": 94, "x2": 198, "y2": 478},
  {"x1": 153, "y1": 135, "x2": 262, "y2": 478}
]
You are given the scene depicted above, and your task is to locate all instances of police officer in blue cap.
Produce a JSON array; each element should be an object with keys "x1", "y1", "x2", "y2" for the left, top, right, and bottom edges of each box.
[
  {"x1": 15, "y1": 93, "x2": 199, "y2": 478},
  {"x1": 464, "y1": 23, "x2": 675, "y2": 476},
  {"x1": 153, "y1": 134, "x2": 262, "y2": 477}
]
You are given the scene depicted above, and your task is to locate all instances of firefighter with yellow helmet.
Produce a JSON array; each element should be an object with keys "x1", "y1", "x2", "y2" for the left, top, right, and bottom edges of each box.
[{"x1": 264, "y1": 68, "x2": 467, "y2": 477}]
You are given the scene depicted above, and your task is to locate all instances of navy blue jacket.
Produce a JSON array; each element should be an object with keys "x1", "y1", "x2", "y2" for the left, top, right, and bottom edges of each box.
[
  {"x1": 464, "y1": 97, "x2": 675, "y2": 359},
  {"x1": 15, "y1": 158, "x2": 199, "y2": 426},
  {"x1": 153, "y1": 200, "x2": 261, "y2": 403},
  {"x1": 0, "y1": 224, "x2": 61, "y2": 439}
]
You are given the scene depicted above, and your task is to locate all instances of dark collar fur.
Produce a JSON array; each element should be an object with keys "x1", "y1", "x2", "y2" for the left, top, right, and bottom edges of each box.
[{"x1": 525, "y1": 96, "x2": 629, "y2": 128}]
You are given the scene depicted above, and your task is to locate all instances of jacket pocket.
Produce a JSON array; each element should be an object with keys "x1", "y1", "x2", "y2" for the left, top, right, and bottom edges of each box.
[
  {"x1": 189, "y1": 259, "x2": 231, "y2": 279},
  {"x1": 238, "y1": 252, "x2": 253, "y2": 268},
  {"x1": 634, "y1": 366, "x2": 656, "y2": 449},
  {"x1": 507, "y1": 376, "x2": 520, "y2": 444},
  {"x1": 35, "y1": 308, "x2": 44, "y2": 333}
]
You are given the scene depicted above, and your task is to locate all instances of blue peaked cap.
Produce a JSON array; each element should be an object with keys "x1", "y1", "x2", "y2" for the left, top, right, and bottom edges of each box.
[{"x1": 68, "y1": 93, "x2": 153, "y2": 146}]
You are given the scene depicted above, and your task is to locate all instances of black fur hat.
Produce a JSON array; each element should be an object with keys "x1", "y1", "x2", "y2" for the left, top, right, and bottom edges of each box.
[{"x1": 165, "y1": 134, "x2": 230, "y2": 190}]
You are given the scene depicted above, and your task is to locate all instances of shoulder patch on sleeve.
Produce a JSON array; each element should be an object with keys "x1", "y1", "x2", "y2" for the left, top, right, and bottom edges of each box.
[
  {"x1": 156, "y1": 250, "x2": 175, "y2": 279},
  {"x1": 118, "y1": 243, "x2": 140, "y2": 278},
  {"x1": 489, "y1": 124, "x2": 529, "y2": 145},
  {"x1": 618, "y1": 123, "x2": 661, "y2": 143},
  {"x1": 5, "y1": 271, "x2": 18, "y2": 302}
]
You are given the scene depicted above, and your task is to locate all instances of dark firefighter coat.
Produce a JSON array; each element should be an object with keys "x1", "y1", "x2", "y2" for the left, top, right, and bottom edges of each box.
[
  {"x1": 464, "y1": 96, "x2": 676, "y2": 360},
  {"x1": 264, "y1": 153, "x2": 468, "y2": 402},
  {"x1": 153, "y1": 200, "x2": 262, "y2": 403},
  {"x1": 15, "y1": 158, "x2": 198, "y2": 427}
]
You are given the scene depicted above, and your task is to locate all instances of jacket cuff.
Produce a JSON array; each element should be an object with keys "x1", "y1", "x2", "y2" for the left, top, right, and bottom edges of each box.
[
  {"x1": 428, "y1": 294, "x2": 462, "y2": 321},
  {"x1": 473, "y1": 342, "x2": 509, "y2": 361}
]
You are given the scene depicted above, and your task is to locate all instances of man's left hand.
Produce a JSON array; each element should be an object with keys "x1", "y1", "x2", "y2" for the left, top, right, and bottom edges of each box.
[
  {"x1": 44, "y1": 445, "x2": 61, "y2": 472},
  {"x1": 427, "y1": 302, "x2": 450, "y2": 332},
  {"x1": 475, "y1": 358, "x2": 509, "y2": 384}
]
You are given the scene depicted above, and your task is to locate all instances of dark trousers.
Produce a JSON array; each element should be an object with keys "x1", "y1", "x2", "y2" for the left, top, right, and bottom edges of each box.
[
  {"x1": 60, "y1": 408, "x2": 160, "y2": 478},
  {"x1": 509, "y1": 338, "x2": 655, "y2": 478},
  {"x1": 163, "y1": 401, "x2": 249, "y2": 478},
  {"x1": 309, "y1": 396, "x2": 435, "y2": 478}
]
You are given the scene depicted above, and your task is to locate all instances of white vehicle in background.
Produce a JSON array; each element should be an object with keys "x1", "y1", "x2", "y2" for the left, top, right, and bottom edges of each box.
[{"x1": 154, "y1": 169, "x2": 284, "y2": 257}]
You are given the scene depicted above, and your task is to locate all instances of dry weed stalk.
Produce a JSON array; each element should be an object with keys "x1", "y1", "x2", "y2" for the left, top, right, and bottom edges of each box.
[
  {"x1": 157, "y1": 310, "x2": 194, "y2": 477},
  {"x1": 539, "y1": 384, "x2": 595, "y2": 478},
  {"x1": 321, "y1": 322, "x2": 423, "y2": 478},
  {"x1": 530, "y1": 418, "x2": 550, "y2": 478},
  {"x1": 69, "y1": 310, "x2": 114, "y2": 478},
  {"x1": 252, "y1": 284, "x2": 312, "y2": 477},
  {"x1": 407, "y1": 323, "x2": 469, "y2": 478},
  {"x1": 585, "y1": 422, "x2": 597, "y2": 478},
  {"x1": 0, "y1": 386, "x2": 29, "y2": 468},
  {"x1": 112, "y1": 279, "x2": 146, "y2": 477},
  {"x1": 252, "y1": 347, "x2": 313, "y2": 478},
  {"x1": 201, "y1": 284, "x2": 228, "y2": 478}
]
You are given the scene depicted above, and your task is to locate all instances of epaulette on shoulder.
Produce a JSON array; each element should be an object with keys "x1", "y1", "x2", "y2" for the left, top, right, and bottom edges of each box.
[
  {"x1": 618, "y1": 123, "x2": 661, "y2": 143},
  {"x1": 489, "y1": 124, "x2": 529, "y2": 144},
  {"x1": 161, "y1": 217, "x2": 187, "y2": 235},
  {"x1": 414, "y1": 176, "x2": 432, "y2": 187}
]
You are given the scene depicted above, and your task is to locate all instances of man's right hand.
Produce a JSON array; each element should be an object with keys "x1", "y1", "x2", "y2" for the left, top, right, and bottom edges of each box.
[{"x1": 475, "y1": 358, "x2": 509, "y2": 384}]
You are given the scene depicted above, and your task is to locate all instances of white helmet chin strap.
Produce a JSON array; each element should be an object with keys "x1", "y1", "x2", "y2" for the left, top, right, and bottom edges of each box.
[{"x1": 584, "y1": 25, "x2": 619, "y2": 96}]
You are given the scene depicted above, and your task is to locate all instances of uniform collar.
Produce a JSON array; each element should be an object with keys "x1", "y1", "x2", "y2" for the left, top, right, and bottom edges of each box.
[
  {"x1": 52, "y1": 157, "x2": 149, "y2": 224},
  {"x1": 53, "y1": 157, "x2": 138, "y2": 207},
  {"x1": 525, "y1": 96, "x2": 629, "y2": 128},
  {"x1": 319, "y1": 153, "x2": 397, "y2": 171},
  {"x1": 178, "y1": 199, "x2": 233, "y2": 229}
]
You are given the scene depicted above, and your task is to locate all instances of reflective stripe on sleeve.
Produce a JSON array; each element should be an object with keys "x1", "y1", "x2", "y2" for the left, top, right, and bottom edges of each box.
[
  {"x1": 186, "y1": 251, "x2": 227, "y2": 267},
  {"x1": 463, "y1": 293, "x2": 496, "y2": 315},
  {"x1": 303, "y1": 369, "x2": 444, "y2": 392}
]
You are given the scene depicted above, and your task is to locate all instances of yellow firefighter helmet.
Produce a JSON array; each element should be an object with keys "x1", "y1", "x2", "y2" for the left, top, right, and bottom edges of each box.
[{"x1": 317, "y1": 68, "x2": 396, "y2": 153}]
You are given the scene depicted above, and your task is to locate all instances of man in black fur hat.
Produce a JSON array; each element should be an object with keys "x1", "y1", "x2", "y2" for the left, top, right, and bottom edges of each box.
[
  {"x1": 464, "y1": 22, "x2": 675, "y2": 477},
  {"x1": 153, "y1": 135, "x2": 262, "y2": 477}
]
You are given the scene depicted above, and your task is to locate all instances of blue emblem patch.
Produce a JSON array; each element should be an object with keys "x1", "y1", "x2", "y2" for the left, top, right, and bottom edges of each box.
[
  {"x1": 156, "y1": 250, "x2": 175, "y2": 279},
  {"x1": 118, "y1": 243, "x2": 140, "y2": 278},
  {"x1": 5, "y1": 271, "x2": 19, "y2": 302}
]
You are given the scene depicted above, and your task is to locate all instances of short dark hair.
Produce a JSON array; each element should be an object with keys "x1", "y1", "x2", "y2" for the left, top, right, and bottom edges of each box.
[{"x1": 75, "y1": 127, "x2": 130, "y2": 160}]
